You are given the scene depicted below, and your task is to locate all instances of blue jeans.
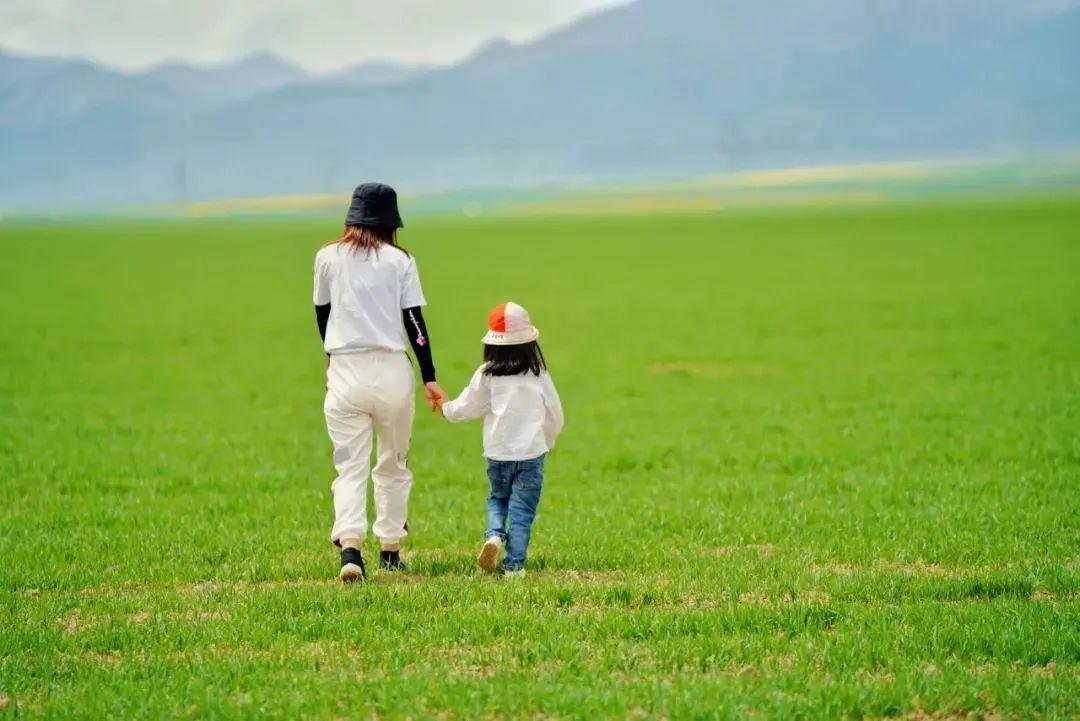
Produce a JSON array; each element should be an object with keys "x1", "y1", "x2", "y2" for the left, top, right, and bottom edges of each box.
[{"x1": 485, "y1": 454, "x2": 545, "y2": 571}]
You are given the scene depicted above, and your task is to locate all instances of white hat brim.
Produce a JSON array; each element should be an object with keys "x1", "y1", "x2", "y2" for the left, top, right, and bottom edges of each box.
[{"x1": 482, "y1": 327, "x2": 540, "y2": 346}]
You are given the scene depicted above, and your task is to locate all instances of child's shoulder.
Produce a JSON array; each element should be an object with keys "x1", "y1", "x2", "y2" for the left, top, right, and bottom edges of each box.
[{"x1": 485, "y1": 368, "x2": 552, "y2": 385}]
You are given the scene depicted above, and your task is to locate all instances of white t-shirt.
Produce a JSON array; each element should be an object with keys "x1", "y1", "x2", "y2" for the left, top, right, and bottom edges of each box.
[
  {"x1": 442, "y1": 367, "x2": 564, "y2": 461},
  {"x1": 313, "y1": 242, "x2": 427, "y2": 354}
]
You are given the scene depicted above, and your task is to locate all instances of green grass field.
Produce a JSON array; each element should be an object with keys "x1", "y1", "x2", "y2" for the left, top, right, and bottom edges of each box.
[{"x1": 1, "y1": 197, "x2": 1078, "y2": 719}]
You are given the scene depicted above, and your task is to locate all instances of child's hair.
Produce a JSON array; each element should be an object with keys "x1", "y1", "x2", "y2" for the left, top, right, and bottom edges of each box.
[{"x1": 483, "y1": 341, "x2": 547, "y2": 377}]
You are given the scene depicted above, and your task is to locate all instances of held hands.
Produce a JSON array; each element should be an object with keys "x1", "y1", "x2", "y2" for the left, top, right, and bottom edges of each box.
[{"x1": 423, "y1": 382, "x2": 449, "y2": 416}]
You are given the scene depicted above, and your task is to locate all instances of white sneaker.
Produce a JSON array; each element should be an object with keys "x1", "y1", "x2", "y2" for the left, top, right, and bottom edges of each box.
[
  {"x1": 477, "y1": 537, "x2": 503, "y2": 573},
  {"x1": 504, "y1": 569, "x2": 527, "y2": 580},
  {"x1": 339, "y1": 562, "x2": 365, "y2": 583},
  {"x1": 338, "y1": 548, "x2": 366, "y2": 583}
]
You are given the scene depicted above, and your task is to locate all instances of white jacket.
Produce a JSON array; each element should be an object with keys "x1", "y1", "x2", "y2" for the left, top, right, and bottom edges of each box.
[{"x1": 443, "y1": 367, "x2": 564, "y2": 461}]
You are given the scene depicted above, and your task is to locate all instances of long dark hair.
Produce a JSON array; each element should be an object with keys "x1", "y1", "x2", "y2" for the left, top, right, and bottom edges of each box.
[
  {"x1": 325, "y1": 225, "x2": 409, "y2": 255},
  {"x1": 483, "y1": 341, "x2": 547, "y2": 377}
]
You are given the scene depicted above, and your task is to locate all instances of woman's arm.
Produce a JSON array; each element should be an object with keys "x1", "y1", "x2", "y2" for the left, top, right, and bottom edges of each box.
[
  {"x1": 399, "y1": 259, "x2": 446, "y2": 411},
  {"x1": 315, "y1": 304, "x2": 330, "y2": 343},
  {"x1": 402, "y1": 306, "x2": 435, "y2": 383},
  {"x1": 402, "y1": 305, "x2": 447, "y2": 411},
  {"x1": 313, "y1": 253, "x2": 331, "y2": 354}
]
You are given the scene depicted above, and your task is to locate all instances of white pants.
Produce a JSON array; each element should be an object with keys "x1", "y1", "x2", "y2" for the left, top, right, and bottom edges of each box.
[{"x1": 324, "y1": 349, "x2": 415, "y2": 545}]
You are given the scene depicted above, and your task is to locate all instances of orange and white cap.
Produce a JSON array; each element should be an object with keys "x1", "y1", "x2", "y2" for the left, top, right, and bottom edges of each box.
[{"x1": 482, "y1": 301, "x2": 540, "y2": 346}]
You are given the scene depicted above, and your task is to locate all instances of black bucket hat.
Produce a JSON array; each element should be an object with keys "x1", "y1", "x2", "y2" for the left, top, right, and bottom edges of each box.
[{"x1": 345, "y1": 182, "x2": 404, "y2": 229}]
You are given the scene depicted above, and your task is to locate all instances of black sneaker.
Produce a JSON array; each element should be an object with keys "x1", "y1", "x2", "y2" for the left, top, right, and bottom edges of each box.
[
  {"x1": 339, "y1": 547, "x2": 366, "y2": 583},
  {"x1": 379, "y1": 549, "x2": 408, "y2": 571}
]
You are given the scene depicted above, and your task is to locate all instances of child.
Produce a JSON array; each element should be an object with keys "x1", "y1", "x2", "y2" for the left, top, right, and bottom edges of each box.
[{"x1": 440, "y1": 302, "x2": 564, "y2": 577}]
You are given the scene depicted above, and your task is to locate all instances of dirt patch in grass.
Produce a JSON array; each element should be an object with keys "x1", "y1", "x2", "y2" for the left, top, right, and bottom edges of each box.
[
  {"x1": 856, "y1": 667, "x2": 896, "y2": 685},
  {"x1": 886, "y1": 711, "x2": 987, "y2": 721},
  {"x1": 814, "y1": 559, "x2": 957, "y2": 577},
  {"x1": 737, "y1": 590, "x2": 831, "y2": 607},
  {"x1": 71, "y1": 650, "x2": 123, "y2": 667},
  {"x1": 647, "y1": 361, "x2": 781, "y2": 379},
  {"x1": 872, "y1": 559, "x2": 954, "y2": 577},
  {"x1": 1027, "y1": 587, "x2": 1077, "y2": 604},
  {"x1": 53, "y1": 570, "x2": 640, "y2": 604},
  {"x1": 809, "y1": 559, "x2": 1020, "y2": 580},
  {"x1": 553, "y1": 570, "x2": 629, "y2": 584},
  {"x1": 124, "y1": 609, "x2": 233, "y2": 624},
  {"x1": 70, "y1": 572, "x2": 514, "y2": 598},
  {"x1": 68, "y1": 578, "x2": 338, "y2": 599},
  {"x1": 0, "y1": 692, "x2": 43, "y2": 716},
  {"x1": 61, "y1": 610, "x2": 80, "y2": 634},
  {"x1": 933, "y1": 661, "x2": 1074, "y2": 681},
  {"x1": 430, "y1": 643, "x2": 503, "y2": 666},
  {"x1": 176, "y1": 579, "x2": 337, "y2": 595},
  {"x1": 559, "y1": 587, "x2": 833, "y2": 612},
  {"x1": 62, "y1": 642, "x2": 373, "y2": 668},
  {"x1": 815, "y1": 562, "x2": 858, "y2": 575},
  {"x1": 710, "y1": 544, "x2": 776, "y2": 558},
  {"x1": 1026, "y1": 662, "x2": 1058, "y2": 678}
]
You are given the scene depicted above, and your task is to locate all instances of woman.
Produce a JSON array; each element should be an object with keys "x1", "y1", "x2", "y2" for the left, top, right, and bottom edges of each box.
[{"x1": 314, "y1": 182, "x2": 448, "y2": 582}]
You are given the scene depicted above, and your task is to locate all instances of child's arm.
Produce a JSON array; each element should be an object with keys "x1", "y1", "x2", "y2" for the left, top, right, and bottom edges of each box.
[
  {"x1": 541, "y1": 372, "x2": 564, "y2": 448},
  {"x1": 441, "y1": 368, "x2": 491, "y2": 422}
]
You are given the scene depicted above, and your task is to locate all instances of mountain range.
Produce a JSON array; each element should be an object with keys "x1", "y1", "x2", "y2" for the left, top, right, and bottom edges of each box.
[{"x1": 1, "y1": 0, "x2": 1078, "y2": 210}]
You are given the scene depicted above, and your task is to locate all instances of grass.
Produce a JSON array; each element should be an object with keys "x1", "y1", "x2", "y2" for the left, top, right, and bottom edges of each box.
[{"x1": 1, "y1": 197, "x2": 1078, "y2": 719}]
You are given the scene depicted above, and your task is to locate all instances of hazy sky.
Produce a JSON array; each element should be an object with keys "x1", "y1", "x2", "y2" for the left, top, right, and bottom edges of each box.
[{"x1": 0, "y1": 0, "x2": 630, "y2": 73}]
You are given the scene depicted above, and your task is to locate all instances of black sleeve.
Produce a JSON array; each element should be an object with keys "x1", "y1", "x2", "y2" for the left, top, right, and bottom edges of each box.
[
  {"x1": 402, "y1": 306, "x2": 436, "y2": 383},
  {"x1": 315, "y1": 304, "x2": 330, "y2": 344}
]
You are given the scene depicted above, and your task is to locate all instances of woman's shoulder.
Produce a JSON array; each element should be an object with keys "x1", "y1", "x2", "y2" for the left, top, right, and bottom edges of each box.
[
  {"x1": 315, "y1": 241, "x2": 343, "y2": 262},
  {"x1": 381, "y1": 243, "x2": 414, "y2": 265}
]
